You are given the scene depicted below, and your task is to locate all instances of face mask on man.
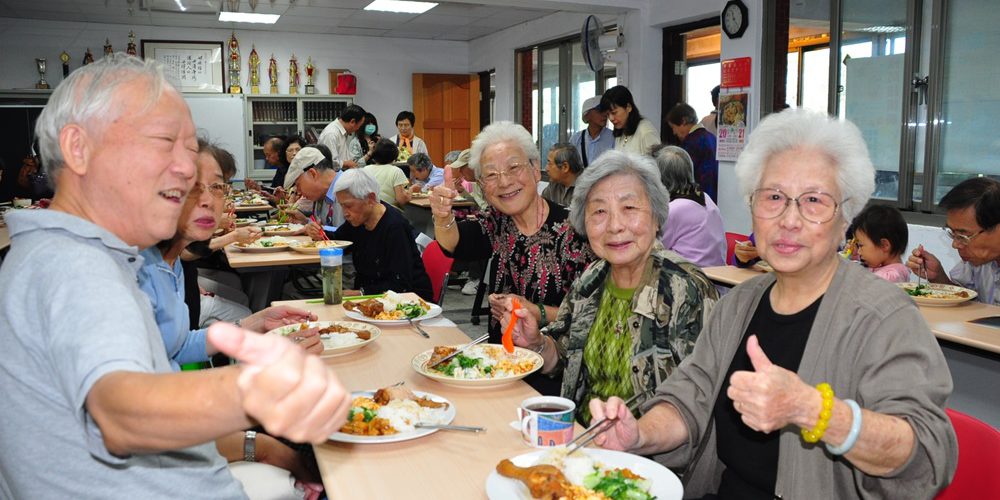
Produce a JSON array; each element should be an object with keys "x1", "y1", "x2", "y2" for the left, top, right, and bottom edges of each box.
[{"x1": 364, "y1": 124, "x2": 376, "y2": 135}]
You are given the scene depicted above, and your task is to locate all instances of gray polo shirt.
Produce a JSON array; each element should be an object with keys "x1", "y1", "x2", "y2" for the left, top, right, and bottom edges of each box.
[{"x1": 0, "y1": 210, "x2": 245, "y2": 499}]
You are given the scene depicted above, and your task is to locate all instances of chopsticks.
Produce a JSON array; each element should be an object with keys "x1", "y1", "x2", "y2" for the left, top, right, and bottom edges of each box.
[
  {"x1": 565, "y1": 390, "x2": 651, "y2": 454},
  {"x1": 427, "y1": 333, "x2": 489, "y2": 369},
  {"x1": 310, "y1": 214, "x2": 330, "y2": 241}
]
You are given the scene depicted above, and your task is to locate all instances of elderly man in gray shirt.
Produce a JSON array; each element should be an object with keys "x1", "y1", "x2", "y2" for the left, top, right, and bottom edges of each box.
[{"x1": 0, "y1": 55, "x2": 350, "y2": 499}]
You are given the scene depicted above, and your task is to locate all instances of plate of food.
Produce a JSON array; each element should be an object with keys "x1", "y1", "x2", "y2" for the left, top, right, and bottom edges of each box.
[
  {"x1": 412, "y1": 344, "x2": 543, "y2": 388},
  {"x1": 342, "y1": 291, "x2": 442, "y2": 325},
  {"x1": 231, "y1": 236, "x2": 291, "y2": 253},
  {"x1": 288, "y1": 239, "x2": 353, "y2": 254},
  {"x1": 753, "y1": 260, "x2": 774, "y2": 273},
  {"x1": 330, "y1": 386, "x2": 455, "y2": 444},
  {"x1": 897, "y1": 282, "x2": 978, "y2": 307},
  {"x1": 266, "y1": 321, "x2": 380, "y2": 358},
  {"x1": 487, "y1": 447, "x2": 682, "y2": 500},
  {"x1": 234, "y1": 217, "x2": 257, "y2": 227},
  {"x1": 261, "y1": 223, "x2": 304, "y2": 236},
  {"x1": 410, "y1": 191, "x2": 430, "y2": 198}
]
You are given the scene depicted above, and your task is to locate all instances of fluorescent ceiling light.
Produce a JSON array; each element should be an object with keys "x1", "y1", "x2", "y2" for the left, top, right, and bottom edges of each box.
[
  {"x1": 219, "y1": 12, "x2": 280, "y2": 24},
  {"x1": 364, "y1": 0, "x2": 437, "y2": 14},
  {"x1": 173, "y1": 0, "x2": 187, "y2": 12}
]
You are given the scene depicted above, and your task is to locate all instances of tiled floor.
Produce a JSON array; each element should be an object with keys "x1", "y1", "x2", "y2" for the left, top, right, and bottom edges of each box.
[{"x1": 437, "y1": 280, "x2": 489, "y2": 341}]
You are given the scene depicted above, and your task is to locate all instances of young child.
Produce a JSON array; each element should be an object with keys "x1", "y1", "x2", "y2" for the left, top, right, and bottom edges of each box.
[{"x1": 851, "y1": 205, "x2": 910, "y2": 282}]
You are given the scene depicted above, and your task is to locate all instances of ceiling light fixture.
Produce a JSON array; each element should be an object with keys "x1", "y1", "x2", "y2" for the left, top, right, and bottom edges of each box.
[
  {"x1": 219, "y1": 12, "x2": 280, "y2": 23},
  {"x1": 364, "y1": 0, "x2": 438, "y2": 14},
  {"x1": 173, "y1": 0, "x2": 187, "y2": 11}
]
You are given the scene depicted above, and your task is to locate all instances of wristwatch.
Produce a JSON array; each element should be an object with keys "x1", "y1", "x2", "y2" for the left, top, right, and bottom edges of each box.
[{"x1": 243, "y1": 430, "x2": 257, "y2": 462}]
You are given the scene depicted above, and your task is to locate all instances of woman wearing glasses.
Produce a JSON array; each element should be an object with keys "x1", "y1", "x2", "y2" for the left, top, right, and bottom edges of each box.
[
  {"x1": 429, "y1": 121, "x2": 594, "y2": 395},
  {"x1": 906, "y1": 177, "x2": 1000, "y2": 305},
  {"x1": 590, "y1": 110, "x2": 957, "y2": 499}
]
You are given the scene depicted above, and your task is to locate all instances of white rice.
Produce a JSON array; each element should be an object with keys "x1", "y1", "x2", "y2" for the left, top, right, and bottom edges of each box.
[
  {"x1": 320, "y1": 332, "x2": 361, "y2": 348},
  {"x1": 376, "y1": 399, "x2": 448, "y2": 432}
]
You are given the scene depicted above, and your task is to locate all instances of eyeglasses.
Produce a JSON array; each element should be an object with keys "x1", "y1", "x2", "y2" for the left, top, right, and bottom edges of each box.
[
  {"x1": 479, "y1": 163, "x2": 529, "y2": 187},
  {"x1": 942, "y1": 226, "x2": 984, "y2": 246},
  {"x1": 750, "y1": 188, "x2": 845, "y2": 224},
  {"x1": 191, "y1": 181, "x2": 231, "y2": 199}
]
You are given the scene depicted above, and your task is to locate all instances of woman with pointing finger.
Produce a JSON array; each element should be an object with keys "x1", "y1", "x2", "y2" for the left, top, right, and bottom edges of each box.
[
  {"x1": 589, "y1": 110, "x2": 957, "y2": 499},
  {"x1": 429, "y1": 122, "x2": 594, "y2": 395}
]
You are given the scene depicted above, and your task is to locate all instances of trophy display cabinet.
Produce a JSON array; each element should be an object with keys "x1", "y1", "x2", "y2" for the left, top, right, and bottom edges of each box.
[{"x1": 246, "y1": 95, "x2": 354, "y2": 181}]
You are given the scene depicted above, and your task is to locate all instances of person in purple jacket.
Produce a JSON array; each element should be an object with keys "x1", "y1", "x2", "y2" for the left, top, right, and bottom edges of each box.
[{"x1": 654, "y1": 145, "x2": 726, "y2": 268}]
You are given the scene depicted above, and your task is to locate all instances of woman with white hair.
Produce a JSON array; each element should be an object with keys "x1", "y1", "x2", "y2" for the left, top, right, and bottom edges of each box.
[
  {"x1": 654, "y1": 145, "x2": 726, "y2": 268},
  {"x1": 504, "y1": 150, "x2": 719, "y2": 423},
  {"x1": 590, "y1": 110, "x2": 957, "y2": 498},
  {"x1": 430, "y1": 121, "x2": 594, "y2": 395},
  {"x1": 330, "y1": 168, "x2": 432, "y2": 300}
]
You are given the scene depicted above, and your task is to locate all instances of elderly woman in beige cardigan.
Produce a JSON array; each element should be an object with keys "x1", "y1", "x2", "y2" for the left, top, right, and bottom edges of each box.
[{"x1": 590, "y1": 110, "x2": 957, "y2": 499}]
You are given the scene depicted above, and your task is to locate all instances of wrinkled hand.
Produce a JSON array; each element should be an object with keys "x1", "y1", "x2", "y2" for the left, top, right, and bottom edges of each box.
[
  {"x1": 734, "y1": 241, "x2": 759, "y2": 264},
  {"x1": 410, "y1": 183, "x2": 423, "y2": 193},
  {"x1": 504, "y1": 303, "x2": 542, "y2": 350},
  {"x1": 208, "y1": 323, "x2": 350, "y2": 444},
  {"x1": 489, "y1": 293, "x2": 532, "y2": 324},
  {"x1": 429, "y1": 168, "x2": 458, "y2": 220},
  {"x1": 906, "y1": 244, "x2": 945, "y2": 282},
  {"x1": 305, "y1": 221, "x2": 326, "y2": 241},
  {"x1": 727, "y1": 335, "x2": 813, "y2": 433},
  {"x1": 245, "y1": 178, "x2": 261, "y2": 192},
  {"x1": 232, "y1": 226, "x2": 263, "y2": 245},
  {"x1": 588, "y1": 397, "x2": 641, "y2": 451},
  {"x1": 239, "y1": 305, "x2": 318, "y2": 333}
]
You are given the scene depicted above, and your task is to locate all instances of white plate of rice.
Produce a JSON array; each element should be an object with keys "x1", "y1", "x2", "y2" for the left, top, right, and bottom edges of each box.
[
  {"x1": 265, "y1": 321, "x2": 380, "y2": 358},
  {"x1": 328, "y1": 390, "x2": 455, "y2": 444}
]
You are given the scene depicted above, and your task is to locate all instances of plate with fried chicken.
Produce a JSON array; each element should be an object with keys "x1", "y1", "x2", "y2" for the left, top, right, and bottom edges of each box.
[
  {"x1": 342, "y1": 291, "x2": 442, "y2": 325},
  {"x1": 330, "y1": 385, "x2": 455, "y2": 444}
]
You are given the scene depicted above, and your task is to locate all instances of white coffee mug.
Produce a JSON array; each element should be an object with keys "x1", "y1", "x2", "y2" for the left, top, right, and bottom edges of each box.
[
  {"x1": 517, "y1": 396, "x2": 575, "y2": 447},
  {"x1": 12, "y1": 198, "x2": 31, "y2": 208}
]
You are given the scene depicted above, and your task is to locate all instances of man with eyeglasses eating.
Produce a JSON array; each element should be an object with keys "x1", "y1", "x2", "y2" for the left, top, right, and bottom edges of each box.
[{"x1": 907, "y1": 177, "x2": 1000, "y2": 305}]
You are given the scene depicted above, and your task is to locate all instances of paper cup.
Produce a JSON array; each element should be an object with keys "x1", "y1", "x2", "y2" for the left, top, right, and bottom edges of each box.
[{"x1": 516, "y1": 396, "x2": 575, "y2": 447}]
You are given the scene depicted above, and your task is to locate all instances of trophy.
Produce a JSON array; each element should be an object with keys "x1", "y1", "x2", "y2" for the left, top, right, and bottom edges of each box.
[
  {"x1": 288, "y1": 54, "x2": 299, "y2": 95},
  {"x1": 103, "y1": 38, "x2": 113, "y2": 57},
  {"x1": 60, "y1": 51, "x2": 70, "y2": 77},
  {"x1": 305, "y1": 57, "x2": 316, "y2": 95},
  {"x1": 126, "y1": 30, "x2": 137, "y2": 56},
  {"x1": 268, "y1": 54, "x2": 279, "y2": 94},
  {"x1": 82, "y1": 48, "x2": 94, "y2": 65},
  {"x1": 248, "y1": 45, "x2": 260, "y2": 94},
  {"x1": 227, "y1": 32, "x2": 242, "y2": 94},
  {"x1": 35, "y1": 59, "x2": 50, "y2": 89}
]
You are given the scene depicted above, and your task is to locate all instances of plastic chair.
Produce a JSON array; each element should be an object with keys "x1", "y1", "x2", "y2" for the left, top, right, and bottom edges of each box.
[
  {"x1": 422, "y1": 241, "x2": 454, "y2": 306},
  {"x1": 725, "y1": 232, "x2": 750, "y2": 266},
  {"x1": 935, "y1": 408, "x2": 1000, "y2": 499}
]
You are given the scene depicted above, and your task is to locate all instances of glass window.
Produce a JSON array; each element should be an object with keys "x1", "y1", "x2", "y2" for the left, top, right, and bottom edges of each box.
[
  {"x1": 800, "y1": 47, "x2": 830, "y2": 112},
  {"x1": 786, "y1": 51, "x2": 800, "y2": 108},
  {"x1": 685, "y1": 62, "x2": 720, "y2": 121},
  {"x1": 570, "y1": 45, "x2": 597, "y2": 140}
]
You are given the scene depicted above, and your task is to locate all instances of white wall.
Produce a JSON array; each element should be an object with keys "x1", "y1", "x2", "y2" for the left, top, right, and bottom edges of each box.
[{"x1": 0, "y1": 17, "x2": 470, "y2": 131}]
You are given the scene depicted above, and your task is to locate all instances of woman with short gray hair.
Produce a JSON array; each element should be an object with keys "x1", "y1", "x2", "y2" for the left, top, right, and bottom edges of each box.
[
  {"x1": 429, "y1": 121, "x2": 594, "y2": 395},
  {"x1": 506, "y1": 150, "x2": 719, "y2": 423},
  {"x1": 653, "y1": 145, "x2": 726, "y2": 268},
  {"x1": 590, "y1": 110, "x2": 956, "y2": 499}
]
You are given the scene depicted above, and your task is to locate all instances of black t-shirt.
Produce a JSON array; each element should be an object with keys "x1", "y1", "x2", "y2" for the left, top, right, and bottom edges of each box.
[
  {"x1": 333, "y1": 203, "x2": 433, "y2": 301},
  {"x1": 713, "y1": 284, "x2": 822, "y2": 500}
]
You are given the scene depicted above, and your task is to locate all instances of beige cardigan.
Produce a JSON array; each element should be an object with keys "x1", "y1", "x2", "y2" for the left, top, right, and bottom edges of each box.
[{"x1": 644, "y1": 259, "x2": 957, "y2": 499}]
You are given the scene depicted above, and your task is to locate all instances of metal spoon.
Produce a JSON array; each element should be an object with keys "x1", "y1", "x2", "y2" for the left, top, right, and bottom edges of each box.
[{"x1": 415, "y1": 423, "x2": 485, "y2": 433}]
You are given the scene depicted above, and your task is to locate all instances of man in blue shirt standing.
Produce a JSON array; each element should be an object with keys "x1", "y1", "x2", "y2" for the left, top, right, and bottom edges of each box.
[{"x1": 568, "y1": 96, "x2": 614, "y2": 168}]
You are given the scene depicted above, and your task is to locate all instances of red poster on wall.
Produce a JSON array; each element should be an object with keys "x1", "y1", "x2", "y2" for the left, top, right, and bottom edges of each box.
[{"x1": 721, "y1": 57, "x2": 752, "y2": 88}]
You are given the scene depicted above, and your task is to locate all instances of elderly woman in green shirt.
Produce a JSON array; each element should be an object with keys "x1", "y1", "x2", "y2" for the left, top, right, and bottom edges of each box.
[{"x1": 505, "y1": 150, "x2": 719, "y2": 423}]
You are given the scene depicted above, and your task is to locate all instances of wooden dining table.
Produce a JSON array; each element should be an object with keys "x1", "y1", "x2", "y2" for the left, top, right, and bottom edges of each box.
[
  {"x1": 0, "y1": 224, "x2": 10, "y2": 253},
  {"x1": 224, "y1": 236, "x2": 320, "y2": 311},
  {"x1": 272, "y1": 298, "x2": 583, "y2": 499},
  {"x1": 702, "y1": 264, "x2": 1000, "y2": 428}
]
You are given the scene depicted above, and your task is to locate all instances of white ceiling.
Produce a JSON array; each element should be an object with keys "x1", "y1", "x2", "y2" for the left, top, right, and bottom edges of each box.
[{"x1": 0, "y1": 0, "x2": 633, "y2": 41}]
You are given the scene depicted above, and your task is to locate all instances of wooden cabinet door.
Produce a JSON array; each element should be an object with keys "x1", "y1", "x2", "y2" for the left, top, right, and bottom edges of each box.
[{"x1": 412, "y1": 73, "x2": 480, "y2": 166}]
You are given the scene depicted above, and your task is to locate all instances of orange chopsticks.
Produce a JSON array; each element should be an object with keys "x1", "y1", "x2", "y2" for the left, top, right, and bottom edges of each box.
[{"x1": 310, "y1": 214, "x2": 330, "y2": 241}]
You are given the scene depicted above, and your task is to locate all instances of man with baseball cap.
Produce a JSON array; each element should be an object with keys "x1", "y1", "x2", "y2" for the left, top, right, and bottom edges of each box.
[
  {"x1": 568, "y1": 95, "x2": 614, "y2": 167},
  {"x1": 284, "y1": 146, "x2": 345, "y2": 239},
  {"x1": 444, "y1": 148, "x2": 487, "y2": 210}
]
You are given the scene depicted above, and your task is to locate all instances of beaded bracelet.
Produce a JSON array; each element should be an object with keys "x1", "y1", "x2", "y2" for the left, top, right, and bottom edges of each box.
[
  {"x1": 801, "y1": 382, "x2": 834, "y2": 443},
  {"x1": 536, "y1": 302, "x2": 548, "y2": 327},
  {"x1": 826, "y1": 399, "x2": 863, "y2": 455}
]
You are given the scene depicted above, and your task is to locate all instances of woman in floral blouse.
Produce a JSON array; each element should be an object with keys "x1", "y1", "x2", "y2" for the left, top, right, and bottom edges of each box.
[{"x1": 429, "y1": 121, "x2": 594, "y2": 395}]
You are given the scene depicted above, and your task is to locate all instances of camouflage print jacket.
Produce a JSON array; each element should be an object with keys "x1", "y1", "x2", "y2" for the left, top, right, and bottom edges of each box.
[{"x1": 543, "y1": 242, "x2": 719, "y2": 414}]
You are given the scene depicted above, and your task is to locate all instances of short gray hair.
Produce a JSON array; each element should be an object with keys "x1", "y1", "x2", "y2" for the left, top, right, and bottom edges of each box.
[
  {"x1": 469, "y1": 121, "x2": 540, "y2": 177},
  {"x1": 735, "y1": 109, "x2": 874, "y2": 222},
  {"x1": 550, "y1": 143, "x2": 584, "y2": 174},
  {"x1": 407, "y1": 152, "x2": 433, "y2": 172},
  {"x1": 333, "y1": 168, "x2": 380, "y2": 200},
  {"x1": 654, "y1": 145, "x2": 696, "y2": 194},
  {"x1": 443, "y1": 149, "x2": 463, "y2": 164},
  {"x1": 35, "y1": 53, "x2": 171, "y2": 183},
  {"x1": 569, "y1": 150, "x2": 671, "y2": 237}
]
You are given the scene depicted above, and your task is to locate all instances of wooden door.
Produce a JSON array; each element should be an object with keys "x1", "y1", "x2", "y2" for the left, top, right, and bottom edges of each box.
[{"x1": 412, "y1": 73, "x2": 480, "y2": 166}]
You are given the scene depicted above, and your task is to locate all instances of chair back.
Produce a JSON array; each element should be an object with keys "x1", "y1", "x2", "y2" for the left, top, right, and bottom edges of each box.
[
  {"x1": 935, "y1": 408, "x2": 1000, "y2": 499},
  {"x1": 725, "y1": 232, "x2": 749, "y2": 266},
  {"x1": 422, "y1": 240, "x2": 454, "y2": 305}
]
